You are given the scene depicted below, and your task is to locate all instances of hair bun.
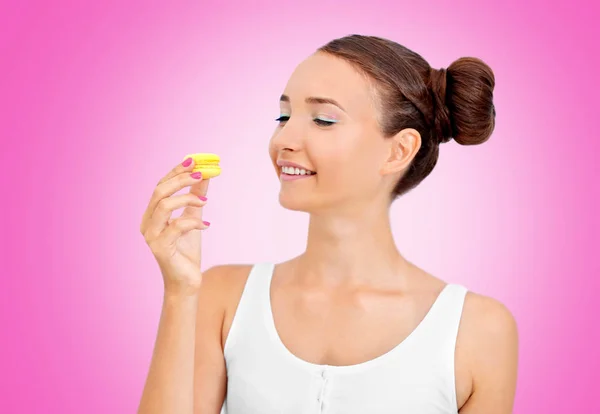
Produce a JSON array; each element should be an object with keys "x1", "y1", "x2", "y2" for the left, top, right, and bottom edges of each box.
[
  {"x1": 429, "y1": 67, "x2": 453, "y2": 144},
  {"x1": 443, "y1": 57, "x2": 496, "y2": 146}
]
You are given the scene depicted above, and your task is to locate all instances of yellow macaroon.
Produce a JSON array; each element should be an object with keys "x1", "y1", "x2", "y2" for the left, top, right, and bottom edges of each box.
[{"x1": 182, "y1": 153, "x2": 221, "y2": 179}]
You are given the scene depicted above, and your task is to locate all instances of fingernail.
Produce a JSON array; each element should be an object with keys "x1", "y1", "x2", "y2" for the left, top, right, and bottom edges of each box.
[
  {"x1": 191, "y1": 172, "x2": 202, "y2": 179},
  {"x1": 182, "y1": 157, "x2": 192, "y2": 167},
  {"x1": 203, "y1": 221, "x2": 211, "y2": 226},
  {"x1": 198, "y1": 195, "x2": 207, "y2": 201}
]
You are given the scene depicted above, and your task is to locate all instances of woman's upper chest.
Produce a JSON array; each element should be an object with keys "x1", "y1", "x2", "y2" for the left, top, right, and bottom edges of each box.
[
  {"x1": 267, "y1": 276, "x2": 473, "y2": 408},
  {"x1": 270, "y1": 282, "x2": 434, "y2": 365},
  {"x1": 220, "y1": 264, "x2": 474, "y2": 409}
]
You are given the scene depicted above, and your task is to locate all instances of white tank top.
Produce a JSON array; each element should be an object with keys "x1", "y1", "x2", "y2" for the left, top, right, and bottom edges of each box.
[{"x1": 220, "y1": 262, "x2": 468, "y2": 414}]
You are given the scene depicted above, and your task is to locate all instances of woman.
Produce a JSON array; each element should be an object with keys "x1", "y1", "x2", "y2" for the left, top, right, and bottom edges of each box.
[{"x1": 138, "y1": 35, "x2": 518, "y2": 414}]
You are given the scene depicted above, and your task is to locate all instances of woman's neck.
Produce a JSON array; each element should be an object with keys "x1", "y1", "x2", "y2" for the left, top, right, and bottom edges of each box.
[{"x1": 296, "y1": 207, "x2": 410, "y2": 289}]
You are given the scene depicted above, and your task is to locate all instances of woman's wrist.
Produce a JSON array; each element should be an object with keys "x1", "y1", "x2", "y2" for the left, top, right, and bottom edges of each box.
[
  {"x1": 163, "y1": 279, "x2": 202, "y2": 300},
  {"x1": 163, "y1": 288, "x2": 200, "y2": 306}
]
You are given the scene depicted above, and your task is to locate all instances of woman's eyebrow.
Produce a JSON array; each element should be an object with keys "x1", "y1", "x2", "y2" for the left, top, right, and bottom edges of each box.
[{"x1": 279, "y1": 94, "x2": 346, "y2": 112}]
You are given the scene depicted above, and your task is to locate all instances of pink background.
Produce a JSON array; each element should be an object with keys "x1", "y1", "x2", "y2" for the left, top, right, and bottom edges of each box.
[{"x1": 1, "y1": 0, "x2": 598, "y2": 412}]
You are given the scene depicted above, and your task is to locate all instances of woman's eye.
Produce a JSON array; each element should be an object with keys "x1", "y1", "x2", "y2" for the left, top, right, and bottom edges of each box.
[
  {"x1": 314, "y1": 118, "x2": 337, "y2": 127},
  {"x1": 275, "y1": 115, "x2": 337, "y2": 127}
]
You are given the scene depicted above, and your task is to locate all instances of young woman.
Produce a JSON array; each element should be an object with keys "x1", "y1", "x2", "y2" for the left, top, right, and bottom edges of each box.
[{"x1": 138, "y1": 34, "x2": 518, "y2": 414}]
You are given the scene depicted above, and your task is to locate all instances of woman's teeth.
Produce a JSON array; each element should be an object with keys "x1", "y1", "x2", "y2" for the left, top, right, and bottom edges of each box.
[{"x1": 282, "y1": 166, "x2": 316, "y2": 175}]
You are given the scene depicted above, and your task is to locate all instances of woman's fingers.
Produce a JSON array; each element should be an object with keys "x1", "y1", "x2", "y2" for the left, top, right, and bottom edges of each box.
[
  {"x1": 140, "y1": 157, "x2": 205, "y2": 237},
  {"x1": 141, "y1": 157, "x2": 196, "y2": 224},
  {"x1": 157, "y1": 156, "x2": 195, "y2": 186},
  {"x1": 182, "y1": 177, "x2": 209, "y2": 219},
  {"x1": 145, "y1": 193, "x2": 208, "y2": 240},
  {"x1": 143, "y1": 171, "x2": 204, "y2": 227},
  {"x1": 160, "y1": 217, "x2": 210, "y2": 247}
]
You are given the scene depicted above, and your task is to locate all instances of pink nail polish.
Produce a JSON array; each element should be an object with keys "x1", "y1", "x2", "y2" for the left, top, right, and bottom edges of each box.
[
  {"x1": 198, "y1": 195, "x2": 207, "y2": 201},
  {"x1": 191, "y1": 172, "x2": 202, "y2": 179},
  {"x1": 182, "y1": 157, "x2": 192, "y2": 167},
  {"x1": 203, "y1": 221, "x2": 210, "y2": 226}
]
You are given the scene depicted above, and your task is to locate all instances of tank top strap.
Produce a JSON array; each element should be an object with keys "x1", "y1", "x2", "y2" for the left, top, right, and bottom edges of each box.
[
  {"x1": 403, "y1": 283, "x2": 468, "y2": 410},
  {"x1": 238, "y1": 262, "x2": 274, "y2": 310},
  {"x1": 420, "y1": 283, "x2": 468, "y2": 342}
]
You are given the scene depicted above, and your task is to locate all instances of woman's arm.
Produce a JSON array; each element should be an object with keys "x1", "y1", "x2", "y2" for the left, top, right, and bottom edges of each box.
[
  {"x1": 193, "y1": 266, "x2": 229, "y2": 413},
  {"x1": 137, "y1": 266, "x2": 227, "y2": 414},
  {"x1": 459, "y1": 294, "x2": 519, "y2": 413},
  {"x1": 137, "y1": 292, "x2": 200, "y2": 414}
]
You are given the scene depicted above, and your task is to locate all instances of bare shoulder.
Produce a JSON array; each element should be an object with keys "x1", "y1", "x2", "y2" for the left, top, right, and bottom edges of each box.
[
  {"x1": 456, "y1": 291, "x2": 519, "y2": 412},
  {"x1": 195, "y1": 264, "x2": 253, "y2": 318},
  {"x1": 196, "y1": 264, "x2": 254, "y2": 326},
  {"x1": 461, "y1": 291, "x2": 519, "y2": 342},
  {"x1": 201, "y1": 264, "x2": 255, "y2": 348},
  {"x1": 201, "y1": 264, "x2": 254, "y2": 292}
]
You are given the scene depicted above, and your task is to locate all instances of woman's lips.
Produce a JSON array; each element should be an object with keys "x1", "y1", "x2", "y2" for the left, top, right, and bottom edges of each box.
[{"x1": 280, "y1": 172, "x2": 316, "y2": 181}]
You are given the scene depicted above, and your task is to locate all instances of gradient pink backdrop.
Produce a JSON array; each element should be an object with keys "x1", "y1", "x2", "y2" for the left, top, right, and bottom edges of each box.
[{"x1": 1, "y1": 0, "x2": 598, "y2": 412}]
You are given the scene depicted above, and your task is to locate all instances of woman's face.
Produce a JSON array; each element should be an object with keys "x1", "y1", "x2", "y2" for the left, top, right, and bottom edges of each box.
[{"x1": 268, "y1": 52, "x2": 402, "y2": 214}]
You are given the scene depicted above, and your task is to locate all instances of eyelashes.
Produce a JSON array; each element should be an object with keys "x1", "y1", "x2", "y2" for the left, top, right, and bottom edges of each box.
[{"x1": 275, "y1": 115, "x2": 337, "y2": 127}]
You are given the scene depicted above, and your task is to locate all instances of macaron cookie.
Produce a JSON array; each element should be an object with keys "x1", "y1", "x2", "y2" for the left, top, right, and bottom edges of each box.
[{"x1": 182, "y1": 153, "x2": 221, "y2": 179}]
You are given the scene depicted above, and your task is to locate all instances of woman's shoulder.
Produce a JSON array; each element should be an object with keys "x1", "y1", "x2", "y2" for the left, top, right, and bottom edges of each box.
[
  {"x1": 460, "y1": 291, "x2": 518, "y2": 341},
  {"x1": 455, "y1": 290, "x2": 519, "y2": 400},
  {"x1": 201, "y1": 263, "x2": 264, "y2": 350},
  {"x1": 202, "y1": 263, "x2": 255, "y2": 279},
  {"x1": 452, "y1": 290, "x2": 519, "y2": 408},
  {"x1": 201, "y1": 263, "x2": 256, "y2": 297}
]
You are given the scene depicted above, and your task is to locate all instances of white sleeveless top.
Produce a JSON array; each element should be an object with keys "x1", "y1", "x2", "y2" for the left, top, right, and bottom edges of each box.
[{"x1": 220, "y1": 262, "x2": 468, "y2": 414}]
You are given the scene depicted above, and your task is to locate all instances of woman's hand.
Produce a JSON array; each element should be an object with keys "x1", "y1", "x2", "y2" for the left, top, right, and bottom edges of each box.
[{"x1": 140, "y1": 157, "x2": 210, "y2": 296}]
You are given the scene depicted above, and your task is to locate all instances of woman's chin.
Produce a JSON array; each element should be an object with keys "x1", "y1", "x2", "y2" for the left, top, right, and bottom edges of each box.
[{"x1": 278, "y1": 193, "x2": 313, "y2": 212}]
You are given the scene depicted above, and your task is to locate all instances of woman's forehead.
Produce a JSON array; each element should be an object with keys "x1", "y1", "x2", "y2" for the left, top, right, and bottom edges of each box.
[{"x1": 282, "y1": 53, "x2": 375, "y2": 113}]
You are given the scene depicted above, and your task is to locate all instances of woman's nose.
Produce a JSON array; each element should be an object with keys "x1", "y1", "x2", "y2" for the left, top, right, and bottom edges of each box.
[{"x1": 271, "y1": 122, "x2": 304, "y2": 152}]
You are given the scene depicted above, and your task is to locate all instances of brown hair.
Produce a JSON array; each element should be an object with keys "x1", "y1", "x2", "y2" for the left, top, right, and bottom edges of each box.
[{"x1": 317, "y1": 35, "x2": 496, "y2": 200}]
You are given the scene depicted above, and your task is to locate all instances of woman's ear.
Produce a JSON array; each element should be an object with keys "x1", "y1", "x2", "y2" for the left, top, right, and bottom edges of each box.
[{"x1": 379, "y1": 128, "x2": 421, "y2": 175}]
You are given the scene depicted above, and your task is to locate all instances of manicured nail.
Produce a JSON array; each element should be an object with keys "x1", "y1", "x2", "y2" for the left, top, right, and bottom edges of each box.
[
  {"x1": 198, "y1": 195, "x2": 207, "y2": 201},
  {"x1": 182, "y1": 157, "x2": 192, "y2": 167},
  {"x1": 203, "y1": 221, "x2": 211, "y2": 226},
  {"x1": 191, "y1": 172, "x2": 202, "y2": 179}
]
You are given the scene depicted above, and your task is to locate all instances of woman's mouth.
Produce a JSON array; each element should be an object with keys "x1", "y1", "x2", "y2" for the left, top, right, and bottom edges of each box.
[{"x1": 280, "y1": 165, "x2": 316, "y2": 181}]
